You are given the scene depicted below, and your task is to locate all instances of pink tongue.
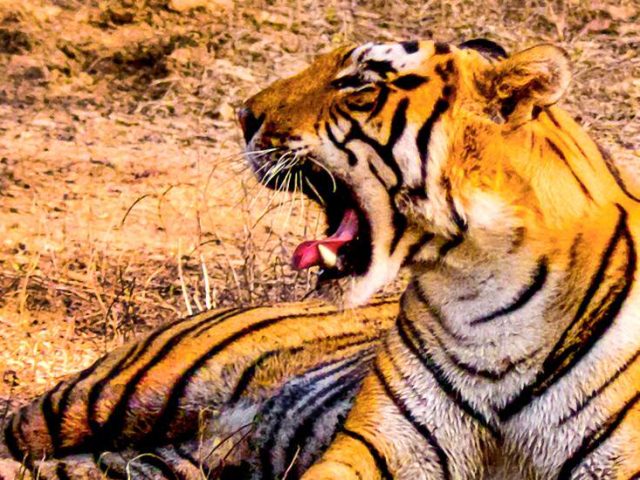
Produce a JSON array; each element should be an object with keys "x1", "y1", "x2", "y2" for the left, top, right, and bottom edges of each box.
[{"x1": 292, "y1": 209, "x2": 359, "y2": 270}]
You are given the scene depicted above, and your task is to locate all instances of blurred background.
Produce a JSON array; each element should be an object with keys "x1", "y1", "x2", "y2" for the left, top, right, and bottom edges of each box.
[{"x1": 0, "y1": 0, "x2": 638, "y2": 408}]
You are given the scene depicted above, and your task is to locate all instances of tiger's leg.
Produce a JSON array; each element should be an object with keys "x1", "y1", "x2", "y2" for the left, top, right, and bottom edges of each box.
[{"x1": 302, "y1": 332, "x2": 497, "y2": 480}]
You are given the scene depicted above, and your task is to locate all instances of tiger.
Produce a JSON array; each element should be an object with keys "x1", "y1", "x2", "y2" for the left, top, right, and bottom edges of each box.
[
  {"x1": 1, "y1": 37, "x2": 638, "y2": 480},
  {"x1": 238, "y1": 39, "x2": 640, "y2": 478}
]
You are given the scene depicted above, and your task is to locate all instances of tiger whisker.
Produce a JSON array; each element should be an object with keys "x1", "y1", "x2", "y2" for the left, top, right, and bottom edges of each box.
[
  {"x1": 308, "y1": 157, "x2": 337, "y2": 193},
  {"x1": 283, "y1": 165, "x2": 298, "y2": 229},
  {"x1": 304, "y1": 177, "x2": 325, "y2": 206}
]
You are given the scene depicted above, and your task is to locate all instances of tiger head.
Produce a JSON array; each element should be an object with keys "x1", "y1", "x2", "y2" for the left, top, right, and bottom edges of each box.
[{"x1": 240, "y1": 39, "x2": 621, "y2": 306}]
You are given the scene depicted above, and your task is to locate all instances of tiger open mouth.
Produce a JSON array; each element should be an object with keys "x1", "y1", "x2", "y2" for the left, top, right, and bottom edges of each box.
[{"x1": 257, "y1": 159, "x2": 373, "y2": 283}]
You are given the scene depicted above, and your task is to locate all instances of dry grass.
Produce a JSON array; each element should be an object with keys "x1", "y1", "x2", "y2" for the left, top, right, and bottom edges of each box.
[{"x1": 0, "y1": 0, "x2": 638, "y2": 418}]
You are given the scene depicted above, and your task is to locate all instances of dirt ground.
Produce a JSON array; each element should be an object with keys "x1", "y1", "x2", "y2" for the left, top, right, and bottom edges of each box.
[{"x1": 0, "y1": 0, "x2": 638, "y2": 415}]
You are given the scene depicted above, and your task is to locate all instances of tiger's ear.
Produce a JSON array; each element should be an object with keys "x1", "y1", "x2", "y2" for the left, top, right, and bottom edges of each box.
[
  {"x1": 487, "y1": 44, "x2": 570, "y2": 123},
  {"x1": 459, "y1": 38, "x2": 507, "y2": 60}
]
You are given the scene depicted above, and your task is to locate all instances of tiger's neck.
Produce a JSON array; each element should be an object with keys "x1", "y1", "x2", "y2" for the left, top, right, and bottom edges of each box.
[{"x1": 401, "y1": 201, "x2": 637, "y2": 406}]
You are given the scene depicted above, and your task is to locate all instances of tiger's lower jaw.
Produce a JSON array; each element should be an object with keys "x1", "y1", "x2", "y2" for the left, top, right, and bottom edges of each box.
[{"x1": 312, "y1": 257, "x2": 406, "y2": 308}]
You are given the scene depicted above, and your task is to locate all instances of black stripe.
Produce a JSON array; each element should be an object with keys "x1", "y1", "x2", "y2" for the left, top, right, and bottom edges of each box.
[
  {"x1": 331, "y1": 75, "x2": 364, "y2": 90},
  {"x1": 544, "y1": 109, "x2": 589, "y2": 159},
  {"x1": 438, "y1": 235, "x2": 463, "y2": 257},
  {"x1": 367, "y1": 85, "x2": 390, "y2": 120},
  {"x1": 86, "y1": 343, "x2": 140, "y2": 439},
  {"x1": 401, "y1": 41, "x2": 419, "y2": 54},
  {"x1": 4, "y1": 408, "x2": 24, "y2": 461},
  {"x1": 470, "y1": 257, "x2": 548, "y2": 325},
  {"x1": 90, "y1": 308, "x2": 248, "y2": 451},
  {"x1": 340, "y1": 47, "x2": 356, "y2": 66},
  {"x1": 337, "y1": 103, "x2": 405, "y2": 190},
  {"x1": 403, "y1": 233, "x2": 435, "y2": 266},
  {"x1": 366, "y1": 159, "x2": 408, "y2": 255},
  {"x1": 441, "y1": 177, "x2": 467, "y2": 232},
  {"x1": 191, "y1": 308, "x2": 250, "y2": 338},
  {"x1": 94, "y1": 451, "x2": 128, "y2": 480},
  {"x1": 229, "y1": 333, "x2": 371, "y2": 403},
  {"x1": 421, "y1": 317, "x2": 537, "y2": 381},
  {"x1": 435, "y1": 64, "x2": 450, "y2": 82},
  {"x1": 337, "y1": 99, "x2": 407, "y2": 190},
  {"x1": 325, "y1": 122, "x2": 360, "y2": 167},
  {"x1": 499, "y1": 207, "x2": 635, "y2": 420},
  {"x1": 442, "y1": 84, "x2": 455, "y2": 99},
  {"x1": 260, "y1": 353, "x2": 371, "y2": 479},
  {"x1": 388, "y1": 98, "x2": 409, "y2": 148},
  {"x1": 416, "y1": 98, "x2": 449, "y2": 194},
  {"x1": 412, "y1": 281, "x2": 473, "y2": 346},
  {"x1": 567, "y1": 233, "x2": 583, "y2": 273},
  {"x1": 364, "y1": 60, "x2": 397, "y2": 77},
  {"x1": 558, "y1": 346, "x2": 640, "y2": 425},
  {"x1": 40, "y1": 380, "x2": 64, "y2": 455},
  {"x1": 230, "y1": 346, "x2": 302, "y2": 403},
  {"x1": 558, "y1": 391, "x2": 640, "y2": 479},
  {"x1": 341, "y1": 427, "x2": 393, "y2": 480},
  {"x1": 328, "y1": 109, "x2": 342, "y2": 133},
  {"x1": 391, "y1": 74, "x2": 429, "y2": 91},
  {"x1": 390, "y1": 211, "x2": 408, "y2": 254},
  {"x1": 283, "y1": 378, "x2": 363, "y2": 475},
  {"x1": 396, "y1": 315, "x2": 500, "y2": 437},
  {"x1": 435, "y1": 60, "x2": 455, "y2": 82},
  {"x1": 55, "y1": 462, "x2": 72, "y2": 480},
  {"x1": 373, "y1": 363, "x2": 450, "y2": 479},
  {"x1": 545, "y1": 138, "x2": 593, "y2": 200},
  {"x1": 327, "y1": 103, "x2": 411, "y2": 254},
  {"x1": 174, "y1": 445, "x2": 200, "y2": 469},
  {"x1": 121, "y1": 313, "x2": 204, "y2": 369},
  {"x1": 45, "y1": 355, "x2": 104, "y2": 456},
  {"x1": 144, "y1": 310, "x2": 358, "y2": 446},
  {"x1": 434, "y1": 43, "x2": 450, "y2": 55},
  {"x1": 54, "y1": 311, "x2": 208, "y2": 454},
  {"x1": 458, "y1": 39, "x2": 507, "y2": 60},
  {"x1": 598, "y1": 143, "x2": 640, "y2": 203}
]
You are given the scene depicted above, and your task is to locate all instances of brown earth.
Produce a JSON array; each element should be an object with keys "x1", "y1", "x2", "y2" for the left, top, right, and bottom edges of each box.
[{"x1": 0, "y1": 0, "x2": 638, "y2": 416}]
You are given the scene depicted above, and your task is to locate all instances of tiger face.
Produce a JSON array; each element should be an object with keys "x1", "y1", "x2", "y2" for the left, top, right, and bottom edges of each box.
[{"x1": 240, "y1": 39, "x2": 573, "y2": 306}]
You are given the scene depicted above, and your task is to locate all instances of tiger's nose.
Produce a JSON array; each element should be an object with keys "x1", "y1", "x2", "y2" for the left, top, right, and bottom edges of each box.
[{"x1": 237, "y1": 106, "x2": 264, "y2": 144}]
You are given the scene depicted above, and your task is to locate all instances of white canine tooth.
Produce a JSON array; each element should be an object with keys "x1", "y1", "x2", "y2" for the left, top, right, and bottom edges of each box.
[{"x1": 317, "y1": 244, "x2": 337, "y2": 268}]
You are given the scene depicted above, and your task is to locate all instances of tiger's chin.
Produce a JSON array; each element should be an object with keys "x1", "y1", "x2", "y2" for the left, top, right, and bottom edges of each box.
[{"x1": 313, "y1": 256, "x2": 403, "y2": 308}]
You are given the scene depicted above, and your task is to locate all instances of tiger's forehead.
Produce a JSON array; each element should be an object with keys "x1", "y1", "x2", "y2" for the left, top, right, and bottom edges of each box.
[{"x1": 336, "y1": 40, "x2": 451, "y2": 81}]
